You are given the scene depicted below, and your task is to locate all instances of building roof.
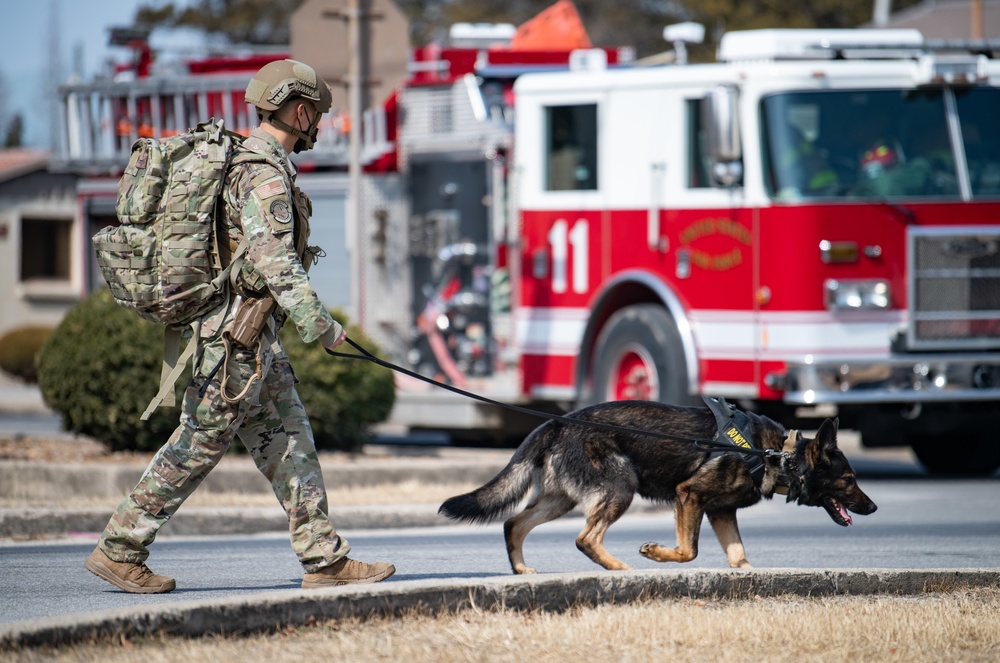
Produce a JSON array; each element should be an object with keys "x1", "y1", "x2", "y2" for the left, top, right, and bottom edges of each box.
[
  {"x1": 875, "y1": 0, "x2": 1000, "y2": 39},
  {"x1": 0, "y1": 149, "x2": 49, "y2": 185}
]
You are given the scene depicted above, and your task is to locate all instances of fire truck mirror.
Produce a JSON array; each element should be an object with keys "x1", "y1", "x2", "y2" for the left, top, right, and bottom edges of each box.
[{"x1": 701, "y1": 85, "x2": 743, "y2": 186}]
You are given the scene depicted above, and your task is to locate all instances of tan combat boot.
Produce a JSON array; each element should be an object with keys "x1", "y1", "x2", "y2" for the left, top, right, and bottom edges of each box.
[
  {"x1": 301, "y1": 557, "x2": 396, "y2": 588},
  {"x1": 84, "y1": 547, "x2": 176, "y2": 594}
]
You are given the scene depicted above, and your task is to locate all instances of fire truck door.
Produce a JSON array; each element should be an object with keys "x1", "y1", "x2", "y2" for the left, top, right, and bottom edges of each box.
[{"x1": 408, "y1": 160, "x2": 494, "y2": 379}]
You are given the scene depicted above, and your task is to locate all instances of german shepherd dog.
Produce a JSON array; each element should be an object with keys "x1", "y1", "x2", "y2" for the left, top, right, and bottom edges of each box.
[{"x1": 439, "y1": 400, "x2": 877, "y2": 573}]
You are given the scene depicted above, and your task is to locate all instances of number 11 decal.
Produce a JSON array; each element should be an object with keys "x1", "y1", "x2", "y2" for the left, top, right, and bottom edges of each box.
[{"x1": 548, "y1": 218, "x2": 589, "y2": 294}]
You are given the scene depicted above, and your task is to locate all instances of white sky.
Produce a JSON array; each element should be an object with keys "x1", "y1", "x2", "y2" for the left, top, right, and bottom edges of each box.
[{"x1": 0, "y1": 0, "x2": 201, "y2": 148}]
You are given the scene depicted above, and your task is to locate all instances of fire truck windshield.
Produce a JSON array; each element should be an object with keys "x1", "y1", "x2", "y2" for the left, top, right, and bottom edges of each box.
[{"x1": 761, "y1": 87, "x2": 1000, "y2": 201}]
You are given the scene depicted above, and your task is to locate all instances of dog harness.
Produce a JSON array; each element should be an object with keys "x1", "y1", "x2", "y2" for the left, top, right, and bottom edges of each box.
[{"x1": 702, "y1": 396, "x2": 766, "y2": 486}]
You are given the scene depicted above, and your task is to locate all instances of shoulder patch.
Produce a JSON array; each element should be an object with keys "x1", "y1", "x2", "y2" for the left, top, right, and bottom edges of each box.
[{"x1": 269, "y1": 199, "x2": 293, "y2": 224}]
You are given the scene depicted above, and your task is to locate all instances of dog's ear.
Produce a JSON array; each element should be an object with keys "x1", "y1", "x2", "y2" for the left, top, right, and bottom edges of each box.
[
  {"x1": 817, "y1": 417, "x2": 839, "y2": 452},
  {"x1": 804, "y1": 418, "x2": 839, "y2": 468}
]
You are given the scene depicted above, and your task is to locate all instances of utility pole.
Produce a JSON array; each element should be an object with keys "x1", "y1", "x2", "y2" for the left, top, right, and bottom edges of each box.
[
  {"x1": 872, "y1": 0, "x2": 891, "y2": 27},
  {"x1": 348, "y1": 0, "x2": 364, "y2": 326},
  {"x1": 47, "y1": 0, "x2": 62, "y2": 152},
  {"x1": 322, "y1": 0, "x2": 372, "y2": 327},
  {"x1": 971, "y1": 0, "x2": 984, "y2": 39},
  {"x1": 310, "y1": 0, "x2": 405, "y2": 327}
]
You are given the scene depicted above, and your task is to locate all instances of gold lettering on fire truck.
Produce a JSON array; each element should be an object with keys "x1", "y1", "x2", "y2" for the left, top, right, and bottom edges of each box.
[{"x1": 679, "y1": 218, "x2": 751, "y2": 272}]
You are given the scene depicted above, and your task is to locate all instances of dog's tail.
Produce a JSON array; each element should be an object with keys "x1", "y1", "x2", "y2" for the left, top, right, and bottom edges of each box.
[{"x1": 438, "y1": 424, "x2": 550, "y2": 524}]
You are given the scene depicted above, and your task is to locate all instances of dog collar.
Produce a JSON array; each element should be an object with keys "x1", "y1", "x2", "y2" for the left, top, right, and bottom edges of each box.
[{"x1": 772, "y1": 430, "x2": 800, "y2": 496}]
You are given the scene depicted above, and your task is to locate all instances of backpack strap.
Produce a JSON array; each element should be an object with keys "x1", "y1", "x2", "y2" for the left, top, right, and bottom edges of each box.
[
  {"x1": 141, "y1": 326, "x2": 198, "y2": 421},
  {"x1": 139, "y1": 236, "x2": 250, "y2": 421},
  {"x1": 229, "y1": 147, "x2": 313, "y2": 270}
]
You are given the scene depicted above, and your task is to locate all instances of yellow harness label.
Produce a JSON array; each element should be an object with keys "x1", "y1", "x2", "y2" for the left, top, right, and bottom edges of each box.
[{"x1": 725, "y1": 425, "x2": 751, "y2": 449}]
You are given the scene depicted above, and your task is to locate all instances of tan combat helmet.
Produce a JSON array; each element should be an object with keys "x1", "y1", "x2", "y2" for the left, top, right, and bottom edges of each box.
[{"x1": 245, "y1": 59, "x2": 333, "y2": 152}]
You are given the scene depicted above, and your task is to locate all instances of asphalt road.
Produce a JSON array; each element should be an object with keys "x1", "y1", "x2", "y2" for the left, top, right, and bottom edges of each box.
[{"x1": 2, "y1": 476, "x2": 998, "y2": 626}]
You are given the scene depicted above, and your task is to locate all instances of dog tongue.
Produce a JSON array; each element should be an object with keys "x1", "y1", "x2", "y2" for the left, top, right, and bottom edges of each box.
[{"x1": 837, "y1": 501, "x2": 853, "y2": 525}]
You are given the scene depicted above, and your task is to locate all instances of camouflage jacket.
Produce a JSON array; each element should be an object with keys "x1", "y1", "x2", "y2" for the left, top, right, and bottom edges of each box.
[{"x1": 202, "y1": 127, "x2": 341, "y2": 346}]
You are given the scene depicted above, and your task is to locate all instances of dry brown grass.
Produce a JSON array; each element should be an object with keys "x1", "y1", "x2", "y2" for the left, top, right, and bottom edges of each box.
[{"x1": 8, "y1": 589, "x2": 1000, "y2": 662}]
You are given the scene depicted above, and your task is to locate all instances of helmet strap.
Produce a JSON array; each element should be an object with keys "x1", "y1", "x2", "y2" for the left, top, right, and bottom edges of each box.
[{"x1": 262, "y1": 105, "x2": 321, "y2": 153}]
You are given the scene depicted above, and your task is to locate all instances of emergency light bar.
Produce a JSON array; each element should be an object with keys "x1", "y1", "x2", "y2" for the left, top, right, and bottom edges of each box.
[
  {"x1": 449, "y1": 23, "x2": 516, "y2": 48},
  {"x1": 718, "y1": 28, "x2": 924, "y2": 62}
]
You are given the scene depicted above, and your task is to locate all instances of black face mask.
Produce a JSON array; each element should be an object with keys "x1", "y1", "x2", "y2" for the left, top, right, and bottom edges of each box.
[
  {"x1": 292, "y1": 125, "x2": 319, "y2": 154},
  {"x1": 292, "y1": 106, "x2": 322, "y2": 153}
]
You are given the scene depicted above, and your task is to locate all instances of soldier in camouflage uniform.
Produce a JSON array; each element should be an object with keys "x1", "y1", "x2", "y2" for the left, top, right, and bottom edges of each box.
[{"x1": 85, "y1": 59, "x2": 395, "y2": 593}]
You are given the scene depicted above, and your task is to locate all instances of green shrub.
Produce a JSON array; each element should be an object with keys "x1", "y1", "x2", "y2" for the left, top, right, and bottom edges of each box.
[
  {"x1": 0, "y1": 326, "x2": 54, "y2": 383},
  {"x1": 280, "y1": 309, "x2": 396, "y2": 452},
  {"x1": 37, "y1": 291, "x2": 395, "y2": 453},
  {"x1": 37, "y1": 290, "x2": 182, "y2": 451}
]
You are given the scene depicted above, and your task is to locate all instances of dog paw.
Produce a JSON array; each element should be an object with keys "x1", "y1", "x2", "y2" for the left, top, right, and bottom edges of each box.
[
  {"x1": 513, "y1": 565, "x2": 537, "y2": 575},
  {"x1": 639, "y1": 542, "x2": 662, "y2": 560}
]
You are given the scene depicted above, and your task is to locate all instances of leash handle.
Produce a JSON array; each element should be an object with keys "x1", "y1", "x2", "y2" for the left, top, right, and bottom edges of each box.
[
  {"x1": 345, "y1": 336, "x2": 376, "y2": 359},
  {"x1": 326, "y1": 337, "x2": 777, "y2": 455}
]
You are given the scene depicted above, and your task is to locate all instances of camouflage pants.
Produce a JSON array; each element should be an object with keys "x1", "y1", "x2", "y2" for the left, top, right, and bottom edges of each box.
[{"x1": 97, "y1": 328, "x2": 349, "y2": 573}]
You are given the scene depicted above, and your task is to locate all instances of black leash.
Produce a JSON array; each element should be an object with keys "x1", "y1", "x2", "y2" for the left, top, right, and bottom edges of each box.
[{"x1": 326, "y1": 338, "x2": 781, "y2": 458}]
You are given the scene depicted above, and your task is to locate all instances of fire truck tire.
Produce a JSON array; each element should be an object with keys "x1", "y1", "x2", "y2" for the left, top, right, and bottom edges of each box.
[
  {"x1": 587, "y1": 304, "x2": 697, "y2": 407},
  {"x1": 852, "y1": 404, "x2": 1000, "y2": 477},
  {"x1": 910, "y1": 436, "x2": 1000, "y2": 477}
]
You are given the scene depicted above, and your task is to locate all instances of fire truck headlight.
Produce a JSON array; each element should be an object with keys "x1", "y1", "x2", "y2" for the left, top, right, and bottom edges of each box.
[{"x1": 824, "y1": 279, "x2": 890, "y2": 310}]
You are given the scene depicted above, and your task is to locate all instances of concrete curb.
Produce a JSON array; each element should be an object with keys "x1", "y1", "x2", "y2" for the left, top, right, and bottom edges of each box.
[{"x1": 3, "y1": 568, "x2": 998, "y2": 649}]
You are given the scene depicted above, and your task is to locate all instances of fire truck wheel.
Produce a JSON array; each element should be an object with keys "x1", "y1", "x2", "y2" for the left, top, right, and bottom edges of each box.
[
  {"x1": 588, "y1": 304, "x2": 697, "y2": 406},
  {"x1": 910, "y1": 435, "x2": 1000, "y2": 477}
]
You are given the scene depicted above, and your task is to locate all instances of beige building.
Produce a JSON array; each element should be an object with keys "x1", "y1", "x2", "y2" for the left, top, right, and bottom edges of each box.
[
  {"x1": 0, "y1": 149, "x2": 81, "y2": 343},
  {"x1": 874, "y1": 0, "x2": 1000, "y2": 38}
]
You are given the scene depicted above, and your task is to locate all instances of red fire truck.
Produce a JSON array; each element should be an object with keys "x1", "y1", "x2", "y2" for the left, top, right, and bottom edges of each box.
[{"x1": 385, "y1": 27, "x2": 1000, "y2": 475}]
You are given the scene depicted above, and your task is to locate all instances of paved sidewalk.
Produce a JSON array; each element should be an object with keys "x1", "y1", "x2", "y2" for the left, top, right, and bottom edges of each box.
[
  {"x1": 0, "y1": 380, "x2": 49, "y2": 416},
  {"x1": 0, "y1": 447, "x2": 514, "y2": 539}
]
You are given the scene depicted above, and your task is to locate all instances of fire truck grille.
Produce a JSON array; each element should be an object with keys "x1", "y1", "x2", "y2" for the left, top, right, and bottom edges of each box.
[{"x1": 908, "y1": 228, "x2": 1000, "y2": 350}]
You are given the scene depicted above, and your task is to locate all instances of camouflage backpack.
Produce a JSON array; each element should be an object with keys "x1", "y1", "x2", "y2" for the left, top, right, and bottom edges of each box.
[
  {"x1": 93, "y1": 118, "x2": 245, "y2": 327},
  {"x1": 92, "y1": 118, "x2": 248, "y2": 418}
]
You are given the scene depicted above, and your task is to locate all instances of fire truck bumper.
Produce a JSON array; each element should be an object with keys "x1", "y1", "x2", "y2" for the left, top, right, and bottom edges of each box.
[{"x1": 776, "y1": 353, "x2": 1000, "y2": 404}]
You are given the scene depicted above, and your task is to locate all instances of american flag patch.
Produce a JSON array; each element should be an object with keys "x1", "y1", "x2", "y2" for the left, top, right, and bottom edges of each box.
[{"x1": 256, "y1": 180, "x2": 287, "y2": 199}]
